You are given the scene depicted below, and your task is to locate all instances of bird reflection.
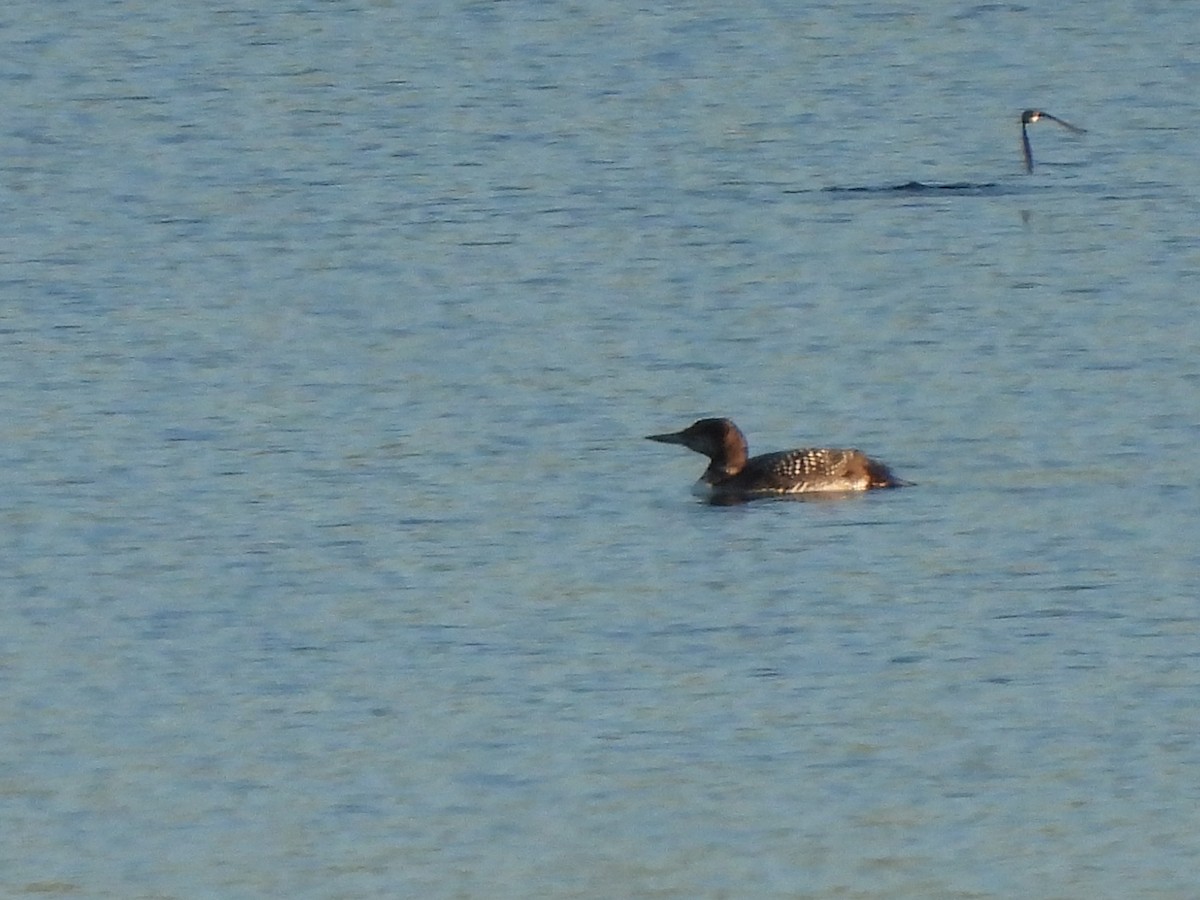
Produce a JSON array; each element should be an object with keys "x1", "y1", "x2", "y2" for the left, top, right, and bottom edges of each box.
[{"x1": 1021, "y1": 109, "x2": 1087, "y2": 173}]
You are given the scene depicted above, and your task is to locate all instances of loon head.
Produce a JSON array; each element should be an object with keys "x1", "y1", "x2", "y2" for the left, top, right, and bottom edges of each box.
[{"x1": 646, "y1": 417, "x2": 749, "y2": 475}]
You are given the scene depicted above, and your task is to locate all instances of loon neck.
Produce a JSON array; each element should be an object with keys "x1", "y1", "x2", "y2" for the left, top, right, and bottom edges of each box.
[{"x1": 700, "y1": 419, "x2": 749, "y2": 480}]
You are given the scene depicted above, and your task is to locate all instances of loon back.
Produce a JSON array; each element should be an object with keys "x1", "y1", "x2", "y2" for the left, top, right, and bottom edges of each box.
[
  {"x1": 733, "y1": 447, "x2": 899, "y2": 494},
  {"x1": 646, "y1": 417, "x2": 905, "y2": 501}
]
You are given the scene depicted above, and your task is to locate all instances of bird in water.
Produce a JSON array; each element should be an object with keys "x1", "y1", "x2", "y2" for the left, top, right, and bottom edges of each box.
[
  {"x1": 1021, "y1": 109, "x2": 1086, "y2": 173},
  {"x1": 646, "y1": 417, "x2": 905, "y2": 503}
]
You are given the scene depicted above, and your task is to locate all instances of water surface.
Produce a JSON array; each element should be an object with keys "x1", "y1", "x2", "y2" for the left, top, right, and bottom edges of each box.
[{"x1": 2, "y1": 1, "x2": 1199, "y2": 897}]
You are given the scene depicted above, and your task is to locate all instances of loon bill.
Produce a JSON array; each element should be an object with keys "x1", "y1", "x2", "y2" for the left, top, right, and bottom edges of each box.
[
  {"x1": 646, "y1": 417, "x2": 906, "y2": 502},
  {"x1": 1021, "y1": 109, "x2": 1087, "y2": 173}
]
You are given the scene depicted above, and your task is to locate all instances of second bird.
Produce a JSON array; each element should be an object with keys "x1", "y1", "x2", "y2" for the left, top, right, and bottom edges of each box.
[{"x1": 1021, "y1": 109, "x2": 1087, "y2": 174}]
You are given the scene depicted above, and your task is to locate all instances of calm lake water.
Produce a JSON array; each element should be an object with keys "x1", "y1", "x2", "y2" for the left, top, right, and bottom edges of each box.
[{"x1": 3, "y1": 1, "x2": 1199, "y2": 897}]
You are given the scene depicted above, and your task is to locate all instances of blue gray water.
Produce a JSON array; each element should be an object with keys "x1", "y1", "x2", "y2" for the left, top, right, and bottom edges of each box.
[{"x1": 3, "y1": 1, "x2": 1199, "y2": 897}]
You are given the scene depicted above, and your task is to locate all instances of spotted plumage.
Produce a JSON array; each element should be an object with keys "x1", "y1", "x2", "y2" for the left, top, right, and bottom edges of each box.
[{"x1": 646, "y1": 417, "x2": 905, "y2": 502}]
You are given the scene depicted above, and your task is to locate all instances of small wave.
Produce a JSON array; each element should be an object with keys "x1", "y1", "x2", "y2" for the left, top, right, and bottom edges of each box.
[{"x1": 820, "y1": 181, "x2": 1001, "y2": 195}]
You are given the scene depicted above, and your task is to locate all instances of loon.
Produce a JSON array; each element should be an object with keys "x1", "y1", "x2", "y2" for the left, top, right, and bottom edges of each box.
[
  {"x1": 1021, "y1": 109, "x2": 1086, "y2": 173},
  {"x1": 647, "y1": 418, "x2": 905, "y2": 502}
]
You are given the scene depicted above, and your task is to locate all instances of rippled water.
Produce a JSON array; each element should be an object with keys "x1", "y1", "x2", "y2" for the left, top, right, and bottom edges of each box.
[{"x1": 3, "y1": 1, "x2": 1200, "y2": 897}]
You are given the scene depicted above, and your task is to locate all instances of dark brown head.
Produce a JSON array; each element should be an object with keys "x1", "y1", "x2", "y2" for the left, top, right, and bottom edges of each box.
[{"x1": 646, "y1": 418, "x2": 749, "y2": 475}]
